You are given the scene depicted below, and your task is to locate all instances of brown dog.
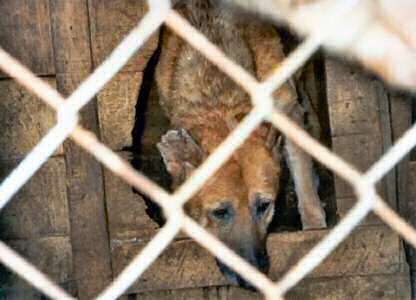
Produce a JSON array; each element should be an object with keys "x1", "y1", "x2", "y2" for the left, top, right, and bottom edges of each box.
[{"x1": 155, "y1": 0, "x2": 326, "y2": 288}]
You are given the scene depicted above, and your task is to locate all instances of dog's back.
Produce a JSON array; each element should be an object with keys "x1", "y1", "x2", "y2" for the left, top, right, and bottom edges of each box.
[{"x1": 156, "y1": 0, "x2": 289, "y2": 137}]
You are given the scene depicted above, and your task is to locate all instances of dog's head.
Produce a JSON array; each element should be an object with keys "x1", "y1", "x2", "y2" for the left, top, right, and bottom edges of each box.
[{"x1": 157, "y1": 127, "x2": 281, "y2": 288}]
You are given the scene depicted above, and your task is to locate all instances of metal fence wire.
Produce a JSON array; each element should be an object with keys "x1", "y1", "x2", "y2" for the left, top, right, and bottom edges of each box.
[{"x1": 1, "y1": 0, "x2": 416, "y2": 299}]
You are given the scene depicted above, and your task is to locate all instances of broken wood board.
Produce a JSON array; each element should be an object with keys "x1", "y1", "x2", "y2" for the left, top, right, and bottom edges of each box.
[
  {"x1": 88, "y1": 0, "x2": 159, "y2": 73},
  {"x1": 97, "y1": 72, "x2": 143, "y2": 150},
  {"x1": 104, "y1": 151, "x2": 159, "y2": 243}
]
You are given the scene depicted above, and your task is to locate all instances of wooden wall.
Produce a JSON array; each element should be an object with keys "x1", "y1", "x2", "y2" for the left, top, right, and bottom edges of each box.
[{"x1": 0, "y1": 1, "x2": 412, "y2": 299}]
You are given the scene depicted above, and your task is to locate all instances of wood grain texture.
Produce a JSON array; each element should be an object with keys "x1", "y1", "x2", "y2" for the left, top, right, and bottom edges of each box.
[
  {"x1": 331, "y1": 133, "x2": 386, "y2": 198},
  {"x1": 97, "y1": 73, "x2": 143, "y2": 150},
  {"x1": 104, "y1": 151, "x2": 158, "y2": 242},
  {"x1": 390, "y1": 93, "x2": 412, "y2": 218},
  {"x1": 406, "y1": 162, "x2": 416, "y2": 297},
  {"x1": 50, "y1": 0, "x2": 92, "y2": 76},
  {"x1": 88, "y1": 0, "x2": 159, "y2": 73},
  {"x1": 50, "y1": 1, "x2": 113, "y2": 298},
  {"x1": 391, "y1": 93, "x2": 414, "y2": 297},
  {"x1": 0, "y1": 236, "x2": 75, "y2": 298},
  {"x1": 0, "y1": 158, "x2": 69, "y2": 240},
  {"x1": 132, "y1": 273, "x2": 410, "y2": 300},
  {"x1": 326, "y1": 59, "x2": 381, "y2": 137},
  {"x1": 112, "y1": 226, "x2": 404, "y2": 293},
  {"x1": 0, "y1": 79, "x2": 63, "y2": 161},
  {"x1": 0, "y1": 0, "x2": 55, "y2": 78},
  {"x1": 325, "y1": 58, "x2": 392, "y2": 224}
]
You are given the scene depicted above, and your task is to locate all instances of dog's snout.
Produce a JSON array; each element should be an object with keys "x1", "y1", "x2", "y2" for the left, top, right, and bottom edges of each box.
[
  {"x1": 239, "y1": 243, "x2": 270, "y2": 274},
  {"x1": 216, "y1": 246, "x2": 269, "y2": 290}
]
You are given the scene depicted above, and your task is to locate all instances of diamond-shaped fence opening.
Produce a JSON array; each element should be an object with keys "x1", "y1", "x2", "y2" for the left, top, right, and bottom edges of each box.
[{"x1": 1, "y1": 0, "x2": 416, "y2": 299}]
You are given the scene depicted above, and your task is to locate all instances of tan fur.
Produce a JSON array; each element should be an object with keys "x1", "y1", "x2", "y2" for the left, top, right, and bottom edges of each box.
[{"x1": 155, "y1": 0, "x2": 326, "y2": 286}]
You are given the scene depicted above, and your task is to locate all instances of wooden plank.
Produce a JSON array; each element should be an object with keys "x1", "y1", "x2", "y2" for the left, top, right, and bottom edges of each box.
[
  {"x1": 390, "y1": 92, "x2": 414, "y2": 297},
  {"x1": 50, "y1": 1, "x2": 113, "y2": 299},
  {"x1": 325, "y1": 59, "x2": 381, "y2": 137},
  {"x1": 132, "y1": 273, "x2": 410, "y2": 300},
  {"x1": 287, "y1": 273, "x2": 411, "y2": 300},
  {"x1": 134, "y1": 288, "x2": 207, "y2": 300},
  {"x1": 0, "y1": 79, "x2": 63, "y2": 161},
  {"x1": 104, "y1": 151, "x2": 158, "y2": 242},
  {"x1": 0, "y1": 236, "x2": 75, "y2": 297},
  {"x1": 88, "y1": 0, "x2": 159, "y2": 73},
  {"x1": 325, "y1": 58, "x2": 392, "y2": 224},
  {"x1": 406, "y1": 162, "x2": 416, "y2": 296},
  {"x1": 111, "y1": 226, "x2": 403, "y2": 292},
  {"x1": 377, "y1": 83, "x2": 397, "y2": 216},
  {"x1": 335, "y1": 197, "x2": 382, "y2": 225},
  {"x1": 331, "y1": 133, "x2": 386, "y2": 199},
  {"x1": 97, "y1": 72, "x2": 143, "y2": 150},
  {"x1": 268, "y1": 225, "x2": 404, "y2": 279},
  {"x1": 390, "y1": 92, "x2": 412, "y2": 212},
  {"x1": 0, "y1": 158, "x2": 69, "y2": 240},
  {"x1": 49, "y1": 0, "x2": 92, "y2": 76},
  {"x1": 0, "y1": 0, "x2": 55, "y2": 78}
]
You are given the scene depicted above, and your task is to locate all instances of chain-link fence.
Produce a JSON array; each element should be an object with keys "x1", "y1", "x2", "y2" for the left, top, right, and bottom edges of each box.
[{"x1": 1, "y1": 0, "x2": 416, "y2": 299}]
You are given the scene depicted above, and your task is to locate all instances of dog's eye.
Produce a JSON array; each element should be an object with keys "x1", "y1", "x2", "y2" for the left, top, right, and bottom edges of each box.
[
  {"x1": 210, "y1": 204, "x2": 233, "y2": 221},
  {"x1": 255, "y1": 199, "x2": 272, "y2": 218}
]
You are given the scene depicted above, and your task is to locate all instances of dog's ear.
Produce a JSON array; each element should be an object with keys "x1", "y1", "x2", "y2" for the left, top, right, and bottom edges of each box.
[
  {"x1": 157, "y1": 129, "x2": 205, "y2": 187},
  {"x1": 265, "y1": 126, "x2": 282, "y2": 164}
]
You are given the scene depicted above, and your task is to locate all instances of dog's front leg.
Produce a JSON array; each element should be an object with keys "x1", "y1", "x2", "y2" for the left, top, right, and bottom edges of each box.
[{"x1": 285, "y1": 104, "x2": 327, "y2": 229}]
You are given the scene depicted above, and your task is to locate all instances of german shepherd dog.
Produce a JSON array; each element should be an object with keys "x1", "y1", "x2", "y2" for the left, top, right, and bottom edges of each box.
[{"x1": 155, "y1": 0, "x2": 326, "y2": 288}]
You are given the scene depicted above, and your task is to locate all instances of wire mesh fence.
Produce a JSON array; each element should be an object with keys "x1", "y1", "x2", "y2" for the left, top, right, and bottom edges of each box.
[{"x1": 0, "y1": 0, "x2": 416, "y2": 299}]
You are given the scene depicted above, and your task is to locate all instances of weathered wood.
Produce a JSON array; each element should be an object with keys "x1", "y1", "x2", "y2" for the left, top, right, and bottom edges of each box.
[
  {"x1": 97, "y1": 72, "x2": 143, "y2": 150},
  {"x1": 376, "y1": 82, "x2": 397, "y2": 216},
  {"x1": 325, "y1": 58, "x2": 392, "y2": 223},
  {"x1": 407, "y1": 162, "x2": 416, "y2": 227},
  {"x1": 0, "y1": 0, "x2": 55, "y2": 78},
  {"x1": 104, "y1": 151, "x2": 158, "y2": 242},
  {"x1": 49, "y1": 0, "x2": 92, "y2": 76},
  {"x1": 331, "y1": 133, "x2": 386, "y2": 198},
  {"x1": 335, "y1": 197, "x2": 382, "y2": 225},
  {"x1": 50, "y1": 1, "x2": 113, "y2": 298},
  {"x1": 0, "y1": 158, "x2": 69, "y2": 240},
  {"x1": 287, "y1": 273, "x2": 411, "y2": 300},
  {"x1": 88, "y1": 0, "x2": 159, "y2": 73},
  {"x1": 390, "y1": 92, "x2": 416, "y2": 225},
  {"x1": 135, "y1": 288, "x2": 207, "y2": 300},
  {"x1": 111, "y1": 225, "x2": 403, "y2": 292},
  {"x1": 406, "y1": 162, "x2": 416, "y2": 297},
  {"x1": 326, "y1": 59, "x2": 381, "y2": 137},
  {"x1": 0, "y1": 79, "x2": 63, "y2": 161},
  {"x1": 133, "y1": 273, "x2": 410, "y2": 299},
  {"x1": 390, "y1": 92, "x2": 413, "y2": 297},
  {"x1": 0, "y1": 236, "x2": 75, "y2": 297},
  {"x1": 390, "y1": 93, "x2": 412, "y2": 218}
]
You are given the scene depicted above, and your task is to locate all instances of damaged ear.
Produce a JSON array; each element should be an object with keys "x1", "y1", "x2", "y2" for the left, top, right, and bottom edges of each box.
[
  {"x1": 265, "y1": 127, "x2": 283, "y2": 164},
  {"x1": 157, "y1": 129, "x2": 205, "y2": 187}
]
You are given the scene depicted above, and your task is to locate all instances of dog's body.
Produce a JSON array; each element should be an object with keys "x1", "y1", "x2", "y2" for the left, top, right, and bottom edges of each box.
[{"x1": 155, "y1": 0, "x2": 326, "y2": 287}]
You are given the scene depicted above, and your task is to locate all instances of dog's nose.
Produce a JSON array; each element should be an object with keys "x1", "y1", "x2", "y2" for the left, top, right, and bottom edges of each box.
[
  {"x1": 217, "y1": 261, "x2": 258, "y2": 290},
  {"x1": 216, "y1": 252, "x2": 269, "y2": 290}
]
